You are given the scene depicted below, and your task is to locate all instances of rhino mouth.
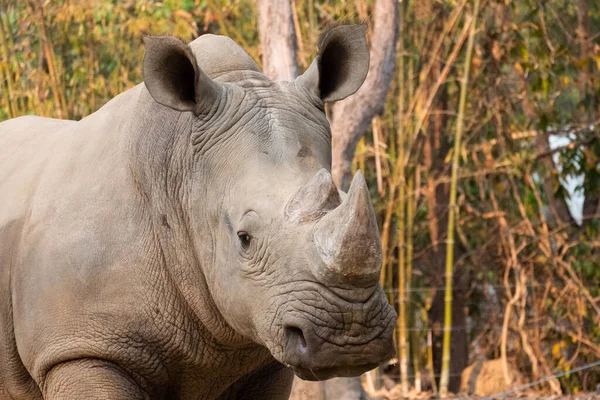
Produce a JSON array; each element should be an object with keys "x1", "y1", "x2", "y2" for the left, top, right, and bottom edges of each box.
[
  {"x1": 262, "y1": 281, "x2": 396, "y2": 379},
  {"x1": 281, "y1": 325, "x2": 395, "y2": 380},
  {"x1": 277, "y1": 295, "x2": 396, "y2": 380}
]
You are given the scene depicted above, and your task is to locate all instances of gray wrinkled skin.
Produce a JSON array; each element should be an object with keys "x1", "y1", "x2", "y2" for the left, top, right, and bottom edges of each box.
[{"x1": 0, "y1": 26, "x2": 396, "y2": 399}]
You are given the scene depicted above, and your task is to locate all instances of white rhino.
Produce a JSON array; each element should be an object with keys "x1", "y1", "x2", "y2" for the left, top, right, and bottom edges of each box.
[{"x1": 0, "y1": 25, "x2": 396, "y2": 399}]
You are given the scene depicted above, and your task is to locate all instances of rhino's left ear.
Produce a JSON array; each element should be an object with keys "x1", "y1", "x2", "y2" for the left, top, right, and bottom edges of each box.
[
  {"x1": 142, "y1": 35, "x2": 221, "y2": 114},
  {"x1": 297, "y1": 24, "x2": 370, "y2": 103}
]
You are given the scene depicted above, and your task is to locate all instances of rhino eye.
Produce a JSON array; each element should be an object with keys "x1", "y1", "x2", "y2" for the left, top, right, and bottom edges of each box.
[{"x1": 237, "y1": 232, "x2": 251, "y2": 249}]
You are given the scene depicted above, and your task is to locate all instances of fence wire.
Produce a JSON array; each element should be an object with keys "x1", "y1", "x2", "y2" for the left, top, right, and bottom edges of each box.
[
  {"x1": 375, "y1": 281, "x2": 600, "y2": 396},
  {"x1": 382, "y1": 282, "x2": 570, "y2": 294},
  {"x1": 483, "y1": 359, "x2": 600, "y2": 399}
]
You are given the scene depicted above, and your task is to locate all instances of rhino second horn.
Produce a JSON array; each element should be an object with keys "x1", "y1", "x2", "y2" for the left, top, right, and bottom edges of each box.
[
  {"x1": 313, "y1": 170, "x2": 382, "y2": 283},
  {"x1": 285, "y1": 169, "x2": 341, "y2": 223}
]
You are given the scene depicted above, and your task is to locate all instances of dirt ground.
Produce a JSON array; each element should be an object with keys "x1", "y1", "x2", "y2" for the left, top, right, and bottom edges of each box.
[
  {"x1": 378, "y1": 392, "x2": 600, "y2": 399},
  {"x1": 371, "y1": 384, "x2": 600, "y2": 400},
  {"x1": 379, "y1": 392, "x2": 600, "y2": 399}
]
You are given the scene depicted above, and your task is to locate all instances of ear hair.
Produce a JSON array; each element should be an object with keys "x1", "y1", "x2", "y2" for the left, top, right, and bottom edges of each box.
[{"x1": 316, "y1": 19, "x2": 369, "y2": 48}]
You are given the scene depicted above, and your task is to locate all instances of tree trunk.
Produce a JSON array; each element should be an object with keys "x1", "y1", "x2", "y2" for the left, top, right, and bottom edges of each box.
[
  {"x1": 257, "y1": 0, "x2": 298, "y2": 81},
  {"x1": 330, "y1": 0, "x2": 399, "y2": 190}
]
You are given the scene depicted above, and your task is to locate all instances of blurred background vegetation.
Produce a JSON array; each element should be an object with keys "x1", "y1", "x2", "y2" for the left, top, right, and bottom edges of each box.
[{"x1": 1, "y1": 0, "x2": 599, "y2": 397}]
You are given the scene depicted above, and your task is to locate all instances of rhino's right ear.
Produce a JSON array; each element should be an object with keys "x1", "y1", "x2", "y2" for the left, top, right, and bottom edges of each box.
[
  {"x1": 142, "y1": 35, "x2": 221, "y2": 114},
  {"x1": 296, "y1": 24, "x2": 370, "y2": 103}
]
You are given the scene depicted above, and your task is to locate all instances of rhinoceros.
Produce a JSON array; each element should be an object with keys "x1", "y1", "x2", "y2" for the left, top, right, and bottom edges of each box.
[{"x1": 0, "y1": 25, "x2": 396, "y2": 399}]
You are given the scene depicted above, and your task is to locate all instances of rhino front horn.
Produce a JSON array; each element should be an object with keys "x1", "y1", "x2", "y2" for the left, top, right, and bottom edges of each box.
[{"x1": 313, "y1": 170, "x2": 382, "y2": 284}]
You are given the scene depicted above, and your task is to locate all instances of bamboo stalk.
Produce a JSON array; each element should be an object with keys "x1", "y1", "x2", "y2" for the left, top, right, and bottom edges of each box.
[
  {"x1": 307, "y1": 0, "x2": 316, "y2": 44},
  {"x1": 384, "y1": 8, "x2": 471, "y2": 197},
  {"x1": 30, "y1": 0, "x2": 68, "y2": 118},
  {"x1": 396, "y1": 0, "x2": 409, "y2": 394},
  {"x1": 0, "y1": 65, "x2": 13, "y2": 118},
  {"x1": 0, "y1": 11, "x2": 14, "y2": 50},
  {"x1": 369, "y1": 114, "x2": 388, "y2": 392},
  {"x1": 379, "y1": 199, "x2": 394, "y2": 307},
  {"x1": 206, "y1": 0, "x2": 229, "y2": 37},
  {"x1": 356, "y1": 137, "x2": 366, "y2": 178},
  {"x1": 87, "y1": 6, "x2": 96, "y2": 114},
  {"x1": 380, "y1": 186, "x2": 395, "y2": 289},
  {"x1": 290, "y1": 0, "x2": 305, "y2": 68},
  {"x1": 0, "y1": 14, "x2": 16, "y2": 118},
  {"x1": 34, "y1": 45, "x2": 45, "y2": 115},
  {"x1": 400, "y1": 0, "x2": 467, "y2": 136},
  {"x1": 426, "y1": 318, "x2": 438, "y2": 394},
  {"x1": 439, "y1": 0, "x2": 480, "y2": 396},
  {"x1": 411, "y1": 316, "x2": 422, "y2": 393},
  {"x1": 404, "y1": 12, "x2": 472, "y2": 170},
  {"x1": 397, "y1": 156, "x2": 407, "y2": 396},
  {"x1": 407, "y1": 174, "x2": 421, "y2": 392}
]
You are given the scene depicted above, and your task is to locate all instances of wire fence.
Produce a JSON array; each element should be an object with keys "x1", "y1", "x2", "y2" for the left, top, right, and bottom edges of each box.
[
  {"x1": 379, "y1": 282, "x2": 594, "y2": 331},
  {"x1": 372, "y1": 281, "x2": 600, "y2": 396},
  {"x1": 370, "y1": 359, "x2": 600, "y2": 397},
  {"x1": 382, "y1": 281, "x2": 571, "y2": 294},
  {"x1": 483, "y1": 360, "x2": 600, "y2": 399}
]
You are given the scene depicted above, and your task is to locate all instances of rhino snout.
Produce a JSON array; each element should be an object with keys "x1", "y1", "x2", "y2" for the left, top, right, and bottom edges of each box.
[
  {"x1": 276, "y1": 287, "x2": 396, "y2": 381},
  {"x1": 282, "y1": 322, "x2": 395, "y2": 380}
]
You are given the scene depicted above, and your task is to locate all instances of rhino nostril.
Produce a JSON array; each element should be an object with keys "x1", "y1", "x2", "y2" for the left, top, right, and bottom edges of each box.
[{"x1": 285, "y1": 326, "x2": 307, "y2": 354}]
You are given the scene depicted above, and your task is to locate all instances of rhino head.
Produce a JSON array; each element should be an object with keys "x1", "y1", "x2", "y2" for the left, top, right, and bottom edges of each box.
[{"x1": 141, "y1": 25, "x2": 396, "y2": 380}]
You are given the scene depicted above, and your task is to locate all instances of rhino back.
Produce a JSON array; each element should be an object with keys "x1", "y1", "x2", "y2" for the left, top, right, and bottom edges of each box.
[
  {"x1": 0, "y1": 85, "x2": 142, "y2": 226},
  {"x1": 0, "y1": 85, "x2": 174, "y2": 388}
]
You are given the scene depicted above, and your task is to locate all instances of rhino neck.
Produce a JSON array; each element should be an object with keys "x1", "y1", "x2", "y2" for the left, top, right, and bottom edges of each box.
[{"x1": 128, "y1": 88, "x2": 253, "y2": 350}]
